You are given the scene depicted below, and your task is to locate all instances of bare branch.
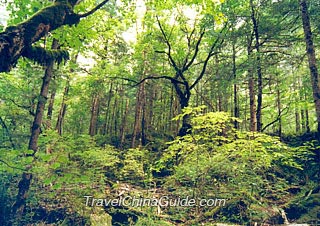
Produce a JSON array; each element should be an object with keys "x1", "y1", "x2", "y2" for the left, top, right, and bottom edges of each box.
[
  {"x1": 134, "y1": 75, "x2": 184, "y2": 87},
  {"x1": 156, "y1": 16, "x2": 182, "y2": 76},
  {"x1": 79, "y1": 0, "x2": 110, "y2": 18},
  {"x1": 183, "y1": 28, "x2": 205, "y2": 71},
  {"x1": 0, "y1": 159, "x2": 24, "y2": 171},
  {"x1": 190, "y1": 24, "x2": 228, "y2": 90},
  {"x1": 261, "y1": 106, "x2": 289, "y2": 132},
  {"x1": 6, "y1": 98, "x2": 36, "y2": 116}
]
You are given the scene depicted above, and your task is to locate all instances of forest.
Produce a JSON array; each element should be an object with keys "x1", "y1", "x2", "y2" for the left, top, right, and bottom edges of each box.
[{"x1": 0, "y1": 0, "x2": 320, "y2": 225}]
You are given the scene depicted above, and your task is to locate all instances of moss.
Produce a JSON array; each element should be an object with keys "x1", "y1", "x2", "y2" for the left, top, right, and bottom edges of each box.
[
  {"x1": 9, "y1": 1, "x2": 80, "y2": 45},
  {"x1": 22, "y1": 46, "x2": 69, "y2": 66}
]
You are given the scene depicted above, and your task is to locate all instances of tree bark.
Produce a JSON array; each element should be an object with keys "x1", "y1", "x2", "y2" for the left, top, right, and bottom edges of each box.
[
  {"x1": 132, "y1": 82, "x2": 145, "y2": 147},
  {"x1": 120, "y1": 99, "x2": 129, "y2": 148},
  {"x1": 295, "y1": 107, "x2": 301, "y2": 133},
  {"x1": 46, "y1": 87, "x2": 56, "y2": 129},
  {"x1": 232, "y1": 41, "x2": 239, "y2": 128},
  {"x1": 55, "y1": 80, "x2": 70, "y2": 135},
  {"x1": 102, "y1": 84, "x2": 113, "y2": 135},
  {"x1": 11, "y1": 39, "x2": 59, "y2": 222},
  {"x1": 247, "y1": 35, "x2": 256, "y2": 132},
  {"x1": 276, "y1": 81, "x2": 282, "y2": 139},
  {"x1": 305, "y1": 109, "x2": 310, "y2": 133},
  {"x1": 250, "y1": 0, "x2": 263, "y2": 132},
  {"x1": 300, "y1": 0, "x2": 320, "y2": 135},
  {"x1": 89, "y1": 94, "x2": 100, "y2": 136},
  {"x1": 248, "y1": 75, "x2": 256, "y2": 132},
  {"x1": 0, "y1": 0, "x2": 110, "y2": 72}
]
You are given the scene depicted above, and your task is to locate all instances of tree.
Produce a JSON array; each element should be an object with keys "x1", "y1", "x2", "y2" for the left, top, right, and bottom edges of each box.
[
  {"x1": 152, "y1": 13, "x2": 226, "y2": 136},
  {"x1": 2, "y1": 0, "x2": 112, "y2": 222},
  {"x1": 11, "y1": 38, "x2": 59, "y2": 222},
  {"x1": 0, "y1": 0, "x2": 110, "y2": 72},
  {"x1": 299, "y1": 0, "x2": 320, "y2": 135}
]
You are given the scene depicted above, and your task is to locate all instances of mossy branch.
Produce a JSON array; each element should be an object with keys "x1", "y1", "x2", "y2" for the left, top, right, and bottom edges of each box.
[{"x1": 0, "y1": 0, "x2": 110, "y2": 72}]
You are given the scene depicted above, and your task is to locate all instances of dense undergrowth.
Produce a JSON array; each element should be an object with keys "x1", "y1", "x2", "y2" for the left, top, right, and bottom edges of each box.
[{"x1": 1, "y1": 107, "x2": 319, "y2": 225}]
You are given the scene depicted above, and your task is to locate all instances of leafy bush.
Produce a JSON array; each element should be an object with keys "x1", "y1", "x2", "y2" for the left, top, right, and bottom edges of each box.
[
  {"x1": 0, "y1": 131, "x2": 120, "y2": 225},
  {"x1": 157, "y1": 107, "x2": 304, "y2": 224}
]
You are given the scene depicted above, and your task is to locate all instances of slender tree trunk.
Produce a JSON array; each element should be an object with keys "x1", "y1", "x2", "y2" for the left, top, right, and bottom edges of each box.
[
  {"x1": 277, "y1": 88, "x2": 282, "y2": 139},
  {"x1": 301, "y1": 109, "x2": 306, "y2": 132},
  {"x1": 250, "y1": 0, "x2": 263, "y2": 132},
  {"x1": 141, "y1": 103, "x2": 147, "y2": 146},
  {"x1": 55, "y1": 80, "x2": 70, "y2": 135},
  {"x1": 232, "y1": 41, "x2": 239, "y2": 128},
  {"x1": 148, "y1": 85, "x2": 155, "y2": 133},
  {"x1": 120, "y1": 99, "x2": 129, "y2": 148},
  {"x1": 46, "y1": 87, "x2": 56, "y2": 129},
  {"x1": 300, "y1": 0, "x2": 320, "y2": 135},
  {"x1": 11, "y1": 39, "x2": 59, "y2": 222},
  {"x1": 215, "y1": 54, "x2": 223, "y2": 112},
  {"x1": 248, "y1": 44, "x2": 257, "y2": 132},
  {"x1": 169, "y1": 87, "x2": 174, "y2": 132},
  {"x1": 249, "y1": 76, "x2": 257, "y2": 132},
  {"x1": 89, "y1": 94, "x2": 100, "y2": 136},
  {"x1": 141, "y1": 82, "x2": 151, "y2": 145},
  {"x1": 112, "y1": 86, "x2": 119, "y2": 137},
  {"x1": 295, "y1": 107, "x2": 301, "y2": 133},
  {"x1": 218, "y1": 93, "x2": 223, "y2": 112},
  {"x1": 306, "y1": 109, "x2": 311, "y2": 133},
  {"x1": 132, "y1": 82, "x2": 145, "y2": 147},
  {"x1": 102, "y1": 84, "x2": 113, "y2": 135}
]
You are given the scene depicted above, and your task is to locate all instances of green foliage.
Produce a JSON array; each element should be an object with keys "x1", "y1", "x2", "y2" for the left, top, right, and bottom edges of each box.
[
  {"x1": 1, "y1": 0, "x2": 320, "y2": 224},
  {"x1": 0, "y1": 131, "x2": 121, "y2": 225},
  {"x1": 135, "y1": 217, "x2": 174, "y2": 226},
  {"x1": 158, "y1": 107, "x2": 304, "y2": 223},
  {"x1": 119, "y1": 148, "x2": 150, "y2": 182}
]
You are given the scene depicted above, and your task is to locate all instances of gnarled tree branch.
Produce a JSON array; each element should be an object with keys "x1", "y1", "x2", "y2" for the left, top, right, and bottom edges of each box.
[{"x1": 0, "y1": 0, "x2": 110, "y2": 72}]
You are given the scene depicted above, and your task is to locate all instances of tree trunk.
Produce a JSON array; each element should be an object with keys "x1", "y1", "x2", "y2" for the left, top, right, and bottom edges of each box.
[
  {"x1": 11, "y1": 39, "x2": 59, "y2": 222},
  {"x1": 250, "y1": 0, "x2": 263, "y2": 132},
  {"x1": 232, "y1": 41, "x2": 239, "y2": 128},
  {"x1": 215, "y1": 54, "x2": 223, "y2": 112},
  {"x1": 300, "y1": 0, "x2": 320, "y2": 134},
  {"x1": 132, "y1": 82, "x2": 145, "y2": 147},
  {"x1": 46, "y1": 87, "x2": 56, "y2": 129},
  {"x1": 112, "y1": 86, "x2": 119, "y2": 137},
  {"x1": 55, "y1": 80, "x2": 70, "y2": 135},
  {"x1": 102, "y1": 84, "x2": 113, "y2": 135},
  {"x1": 276, "y1": 82, "x2": 282, "y2": 139},
  {"x1": 89, "y1": 94, "x2": 100, "y2": 136},
  {"x1": 249, "y1": 76, "x2": 256, "y2": 132},
  {"x1": 306, "y1": 109, "x2": 311, "y2": 133},
  {"x1": 295, "y1": 105, "x2": 301, "y2": 133},
  {"x1": 173, "y1": 78, "x2": 191, "y2": 136},
  {"x1": 120, "y1": 99, "x2": 129, "y2": 148},
  {"x1": 301, "y1": 109, "x2": 306, "y2": 132}
]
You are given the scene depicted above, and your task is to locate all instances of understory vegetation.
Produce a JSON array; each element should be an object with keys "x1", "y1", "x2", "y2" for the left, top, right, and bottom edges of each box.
[{"x1": 1, "y1": 108, "x2": 320, "y2": 225}]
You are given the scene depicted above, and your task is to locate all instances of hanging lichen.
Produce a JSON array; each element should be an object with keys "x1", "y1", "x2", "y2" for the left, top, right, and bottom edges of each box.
[{"x1": 22, "y1": 46, "x2": 69, "y2": 66}]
